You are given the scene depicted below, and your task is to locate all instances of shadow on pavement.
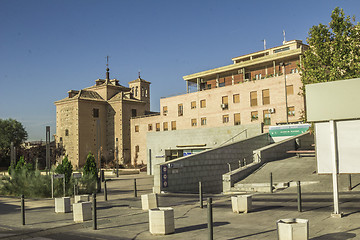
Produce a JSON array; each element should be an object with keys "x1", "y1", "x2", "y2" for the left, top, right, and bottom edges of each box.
[
  {"x1": 311, "y1": 232, "x2": 356, "y2": 239},
  {"x1": 227, "y1": 228, "x2": 276, "y2": 239},
  {"x1": 175, "y1": 221, "x2": 230, "y2": 233}
]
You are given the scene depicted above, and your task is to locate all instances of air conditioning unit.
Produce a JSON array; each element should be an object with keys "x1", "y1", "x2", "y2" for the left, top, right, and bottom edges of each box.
[
  {"x1": 221, "y1": 104, "x2": 228, "y2": 109},
  {"x1": 269, "y1": 108, "x2": 275, "y2": 113}
]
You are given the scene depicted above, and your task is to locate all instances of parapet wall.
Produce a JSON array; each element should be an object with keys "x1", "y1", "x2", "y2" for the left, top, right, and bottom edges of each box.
[
  {"x1": 254, "y1": 131, "x2": 314, "y2": 163},
  {"x1": 153, "y1": 133, "x2": 271, "y2": 194},
  {"x1": 222, "y1": 131, "x2": 314, "y2": 192}
]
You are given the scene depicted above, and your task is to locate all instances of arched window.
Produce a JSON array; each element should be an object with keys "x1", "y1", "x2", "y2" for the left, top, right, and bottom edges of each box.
[{"x1": 135, "y1": 86, "x2": 138, "y2": 97}]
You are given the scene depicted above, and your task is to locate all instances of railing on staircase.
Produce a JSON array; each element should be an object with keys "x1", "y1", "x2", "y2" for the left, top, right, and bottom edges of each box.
[{"x1": 220, "y1": 128, "x2": 248, "y2": 147}]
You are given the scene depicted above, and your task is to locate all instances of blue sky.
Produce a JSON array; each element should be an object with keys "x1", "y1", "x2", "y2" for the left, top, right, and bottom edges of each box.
[{"x1": 1, "y1": 0, "x2": 359, "y2": 141}]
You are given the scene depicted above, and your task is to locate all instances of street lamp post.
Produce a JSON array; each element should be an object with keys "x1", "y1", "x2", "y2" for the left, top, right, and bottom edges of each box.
[{"x1": 280, "y1": 62, "x2": 290, "y2": 124}]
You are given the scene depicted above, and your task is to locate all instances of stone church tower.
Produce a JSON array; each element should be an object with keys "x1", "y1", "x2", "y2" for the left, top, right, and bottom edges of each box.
[{"x1": 55, "y1": 68, "x2": 151, "y2": 168}]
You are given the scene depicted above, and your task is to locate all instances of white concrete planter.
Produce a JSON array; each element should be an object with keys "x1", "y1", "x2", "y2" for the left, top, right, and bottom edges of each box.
[
  {"x1": 74, "y1": 194, "x2": 90, "y2": 203},
  {"x1": 73, "y1": 202, "x2": 92, "y2": 222},
  {"x1": 149, "y1": 207, "x2": 175, "y2": 235},
  {"x1": 141, "y1": 193, "x2": 158, "y2": 210},
  {"x1": 55, "y1": 197, "x2": 71, "y2": 213},
  {"x1": 231, "y1": 195, "x2": 252, "y2": 213},
  {"x1": 277, "y1": 218, "x2": 309, "y2": 240}
]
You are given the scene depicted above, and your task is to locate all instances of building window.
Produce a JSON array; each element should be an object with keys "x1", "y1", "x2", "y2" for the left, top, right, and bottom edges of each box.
[
  {"x1": 255, "y1": 73, "x2": 262, "y2": 80},
  {"x1": 59, "y1": 137, "x2": 63, "y2": 142},
  {"x1": 223, "y1": 114, "x2": 229, "y2": 123},
  {"x1": 191, "y1": 101, "x2": 196, "y2": 109},
  {"x1": 207, "y1": 84, "x2": 211, "y2": 89},
  {"x1": 251, "y1": 111, "x2": 258, "y2": 121},
  {"x1": 132, "y1": 109, "x2": 137, "y2": 117},
  {"x1": 156, "y1": 123, "x2": 160, "y2": 131},
  {"x1": 201, "y1": 117, "x2": 207, "y2": 126},
  {"x1": 262, "y1": 89, "x2": 270, "y2": 105},
  {"x1": 263, "y1": 110, "x2": 271, "y2": 125},
  {"x1": 234, "y1": 113, "x2": 241, "y2": 125},
  {"x1": 221, "y1": 96, "x2": 228, "y2": 110},
  {"x1": 191, "y1": 119, "x2": 197, "y2": 127},
  {"x1": 288, "y1": 106, "x2": 295, "y2": 116},
  {"x1": 141, "y1": 87, "x2": 144, "y2": 97},
  {"x1": 163, "y1": 106, "x2": 168, "y2": 115},
  {"x1": 135, "y1": 125, "x2": 139, "y2": 132},
  {"x1": 178, "y1": 104, "x2": 183, "y2": 116},
  {"x1": 163, "y1": 122, "x2": 168, "y2": 131},
  {"x1": 286, "y1": 85, "x2": 294, "y2": 95},
  {"x1": 200, "y1": 99, "x2": 206, "y2": 108},
  {"x1": 250, "y1": 91, "x2": 257, "y2": 107},
  {"x1": 233, "y1": 94, "x2": 240, "y2": 103},
  {"x1": 135, "y1": 86, "x2": 138, "y2": 97},
  {"x1": 135, "y1": 145, "x2": 139, "y2": 153},
  {"x1": 148, "y1": 124, "x2": 153, "y2": 131},
  {"x1": 145, "y1": 89, "x2": 148, "y2": 97},
  {"x1": 65, "y1": 129, "x2": 69, "y2": 136},
  {"x1": 171, "y1": 121, "x2": 176, "y2": 130},
  {"x1": 93, "y1": 108, "x2": 99, "y2": 118}
]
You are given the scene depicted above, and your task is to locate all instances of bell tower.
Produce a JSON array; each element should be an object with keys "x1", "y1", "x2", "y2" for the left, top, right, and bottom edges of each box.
[{"x1": 128, "y1": 72, "x2": 151, "y2": 110}]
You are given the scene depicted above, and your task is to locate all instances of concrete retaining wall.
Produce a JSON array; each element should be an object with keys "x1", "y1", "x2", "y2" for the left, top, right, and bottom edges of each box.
[
  {"x1": 154, "y1": 133, "x2": 271, "y2": 194},
  {"x1": 147, "y1": 123, "x2": 263, "y2": 175},
  {"x1": 222, "y1": 131, "x2": 314, "y2": 192},
  {"x1": 254, "y1": 131, "x2": 313, "y2": 163},
  {"x1": 222, "y1": 161, "x2": 262, "y2": 192}
]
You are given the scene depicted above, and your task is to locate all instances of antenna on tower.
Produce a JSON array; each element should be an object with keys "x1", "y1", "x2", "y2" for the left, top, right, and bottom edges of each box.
[
  {"x1": 283, "y1": 30, "x2": 286, "y2": 44},
  {"x1": 262, "y1": 39, "x2": 266, "y2": 50}
]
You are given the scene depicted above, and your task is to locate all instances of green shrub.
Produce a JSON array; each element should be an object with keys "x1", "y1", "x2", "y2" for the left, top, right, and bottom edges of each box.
[
  {"x1": 55, "y1": 155, "x2": 73, "y2": 184},
  {"x1": 8, "y1": 156, "x2": 34, "y2": 175},
  {"x1": 83, "y1": 152, "x2": 97, "y2": 178},
  {"x1": 0, "y1": 169, "x2": 51, "y2": 198}
]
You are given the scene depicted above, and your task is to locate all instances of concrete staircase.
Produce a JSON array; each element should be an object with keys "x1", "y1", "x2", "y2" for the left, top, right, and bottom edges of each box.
[{"x1": 231, "y1": 156, "x2": 360, "y2": 193}]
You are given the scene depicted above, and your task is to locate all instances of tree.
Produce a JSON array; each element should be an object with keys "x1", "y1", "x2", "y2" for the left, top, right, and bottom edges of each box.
[
  {"x1": 300, "y1": 7, "x2": 360, "y2": 87},
  {"x1": 0, "y1": 118, "x2": 28, "y2": 166},
  {"x1": 83, "y1": 152, "x2": 97, "y2": 178},
  {"x1": 55, "y1": 155, "x2": 73, "y2": 184}
]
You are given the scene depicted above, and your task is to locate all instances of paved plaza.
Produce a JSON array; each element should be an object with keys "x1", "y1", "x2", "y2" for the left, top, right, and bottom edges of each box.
[{"x1": 1, "y1": 171, "x2": 360, "y2": 240}]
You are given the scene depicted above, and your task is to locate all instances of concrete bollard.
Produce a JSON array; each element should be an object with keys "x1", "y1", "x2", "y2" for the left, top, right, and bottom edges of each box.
[
  {"x1": 73, "y1": 202, "x2": 92, "y2": 222},
  {"x1": 231, "y1": 195, "x2": 252, "y2": 214},
  {"x1": 149, "y1": 207, "x2": 175, "y2": 235},
  {"x1": 74, "y1": 194, "x2": 90, "y2": 203},
  {"x1": 141, "y1": 193, "x2": 158, "y2": 210},
  {"x1": 55, "y1": 197, "x2": 71, "y2": 213},
  {"x1": 277, "y1": 218, "x2": 309, "y2": 240}
]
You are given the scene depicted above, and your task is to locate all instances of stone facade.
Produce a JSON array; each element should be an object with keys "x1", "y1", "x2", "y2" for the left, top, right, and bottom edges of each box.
[
  {"x1": 55, "y1": 69, "x2": 151, "y2": 168},
  {"x1": 131, "y1": 40, "x2": 308, "y2": 166}
]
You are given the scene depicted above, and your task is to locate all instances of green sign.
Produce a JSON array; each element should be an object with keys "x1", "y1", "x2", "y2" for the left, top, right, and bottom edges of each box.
[{"x1": 269, "y1": 124, "x2": 310, "y2": 137}]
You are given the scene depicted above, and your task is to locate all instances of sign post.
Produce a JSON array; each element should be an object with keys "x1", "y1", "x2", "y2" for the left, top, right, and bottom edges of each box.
[{"x1": 52, "y1": 174, "x2": 65, "y2": 198}]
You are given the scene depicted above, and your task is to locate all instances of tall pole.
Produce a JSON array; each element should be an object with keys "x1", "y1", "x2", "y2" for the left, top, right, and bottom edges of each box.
[
  {"x1": 330, "y1": 120, "x2": 341, "y2": 217},
  {"x1": 280, "y1": 63, "x2": 289, "y2": 124},
  {"x1": 46, "y1": 126, "x2": 50, "y2": 173}
]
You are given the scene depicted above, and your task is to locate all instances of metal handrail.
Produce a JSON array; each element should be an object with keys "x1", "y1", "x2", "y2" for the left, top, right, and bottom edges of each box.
[{"x1": 219, "y1": 128, "x2": 248, "y2": 146}]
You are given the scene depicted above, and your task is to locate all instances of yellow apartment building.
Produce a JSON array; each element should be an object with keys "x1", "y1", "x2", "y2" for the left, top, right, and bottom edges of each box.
[{"x1": 131, "y1": 40, "x2": 308, "y2": 168}]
